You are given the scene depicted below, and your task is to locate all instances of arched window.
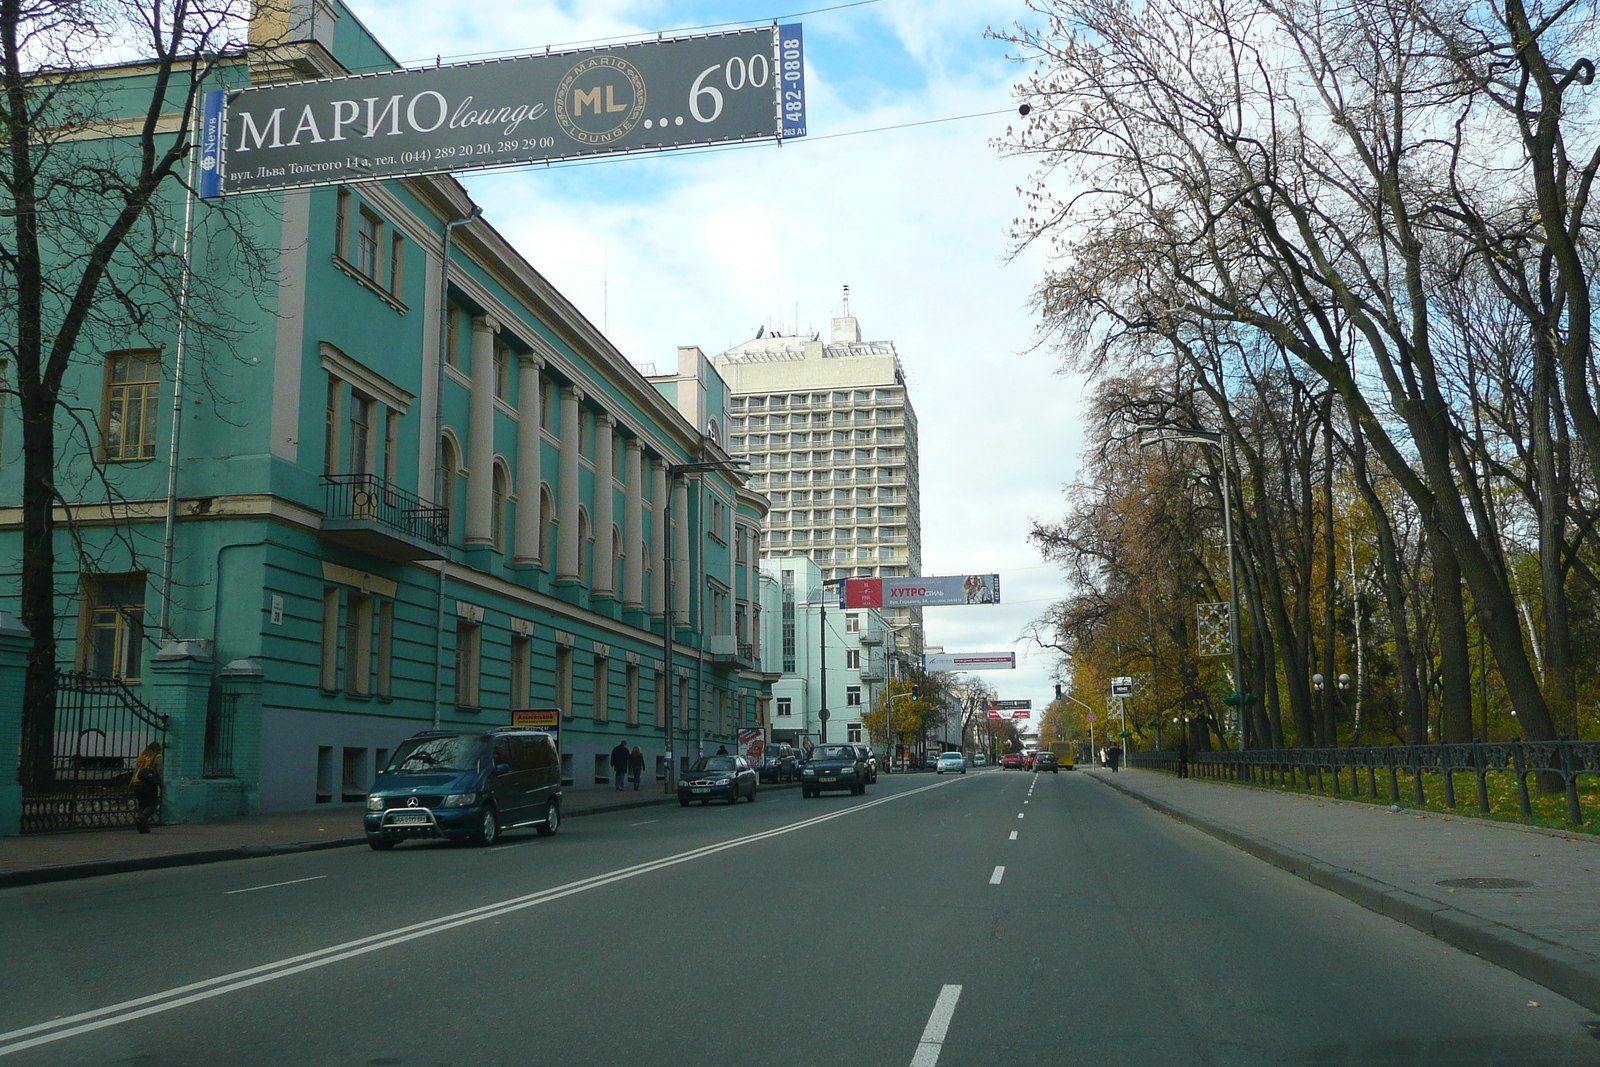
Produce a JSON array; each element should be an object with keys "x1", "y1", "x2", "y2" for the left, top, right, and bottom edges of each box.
[
  {"x1": 577, "y1": 507, "x2": 592, "y2": 587},
  {"x1": 613, "y1": 524, "x2": 625, "y2": 593},
  {"x1": 491, "y1": 462, "x2": 509, "y2": 553},
  {"x1": 539, "y1": 484, "x2": 556, "y2": 569},
  {"x1": 439, "y1": 435, "x2": 460, "y2": 542}
]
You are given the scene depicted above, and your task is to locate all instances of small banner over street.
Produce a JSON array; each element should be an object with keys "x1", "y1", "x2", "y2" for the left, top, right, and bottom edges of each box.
[
  {"x1": 201, "y1": 25, "x2": 805, "y2": 197},
  {"x1": 990, "y1": 700, "x2": 1032, "y2": 710},
  {"x1": 922, "y1": 652, "x2": 1015, "y2": 672},
  {"x1": 843, "y1": 574, "x2": 1000, "y2": 609}
]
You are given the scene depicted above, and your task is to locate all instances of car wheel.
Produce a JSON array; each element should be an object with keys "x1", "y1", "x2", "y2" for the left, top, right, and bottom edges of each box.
[
  {"x1": 961, "y1": 768, "x2": 967, "y2": 774},
  {"x1": 802, "y1": 787, "x2": 814, "y2": 798},
  {"x1": 367, "y1": 836, "x2": 395, "y2": 851},
  {"x1": 726, "y1": 787, "x2": 739, "y2": 805},
  {"x1": 748, "y1": 782, "x2": 758, "y2": 802},
  {"x1": 700, "y1": 799, "x2": 710, "y2": 805},
  {"x1": 472, "y1": 806, "x2": 499, "y2": 847},
  {"x1": 680, "y1": 797, "x2": 691, "y2": 807},
  {"x1": 536, "y1": 799, "x2": 560, "y2": 837}
]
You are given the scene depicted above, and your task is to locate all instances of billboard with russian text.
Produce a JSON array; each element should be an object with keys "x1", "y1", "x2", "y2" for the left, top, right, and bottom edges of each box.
[
  {"x1": 923, "y1": 652, "x2": 1015, "y2": 671},
  {"x1": 201, "y1": 25, "x2": 805, "y2": 196},
  {"x1": 843, "y1": 574, "x2": 1000, "y2": 609}
]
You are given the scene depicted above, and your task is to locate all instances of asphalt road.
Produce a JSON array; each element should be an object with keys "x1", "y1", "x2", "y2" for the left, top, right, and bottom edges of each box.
[{"x1": 4, "y1": 769, "x2": 1600, "y2": 1066}]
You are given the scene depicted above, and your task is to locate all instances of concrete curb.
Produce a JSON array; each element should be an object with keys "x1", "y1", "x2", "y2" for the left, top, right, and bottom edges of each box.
[
  {"x1": 1, "y1": 780, "x2": 802, "y2": 889},
  {"x1": 1089, "y1": 771, "x2": 1600, "y2": 1014}
]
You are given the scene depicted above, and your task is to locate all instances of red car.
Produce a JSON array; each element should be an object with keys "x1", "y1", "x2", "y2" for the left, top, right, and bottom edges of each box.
[
  {"x1": 1022, "y1": 752, "x2": 1037, "y2": 770},
  {"x1": 1000, "y1": 753, "x2": 1023, "y2": 770}
]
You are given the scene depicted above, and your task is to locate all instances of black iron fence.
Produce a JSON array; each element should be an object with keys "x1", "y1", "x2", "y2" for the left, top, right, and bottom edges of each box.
[
  {"x1": 203, "y1": 679, "x2": 239, "y2": 779},
  {"x1": 322, "y1": 472, "x2": 448, "y2": 546},
  {"x1": 21, "y1": 671, "x2": 170, "y2": 833},
  {"x1": 1127, "y1": 739, "x2": 1600, "y2": 825}
]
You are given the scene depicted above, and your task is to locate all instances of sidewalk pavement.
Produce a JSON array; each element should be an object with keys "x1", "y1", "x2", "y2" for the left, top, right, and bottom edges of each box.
[
  {"x1": 0, "y1": 781, "x2": 797, "y2": 889},
  {"x1": 1087, "y1": 767, "x2": 1600, "y2": 1013}
]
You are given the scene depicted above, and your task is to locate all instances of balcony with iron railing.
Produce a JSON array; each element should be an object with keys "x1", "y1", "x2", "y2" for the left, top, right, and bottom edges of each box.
[{"x1": 321, "y1": 473, "x2": 449, "y2": 561}]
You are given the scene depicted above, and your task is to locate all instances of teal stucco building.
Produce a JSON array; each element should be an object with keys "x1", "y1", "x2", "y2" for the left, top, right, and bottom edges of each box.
[{"x1": 0, "y1": 3, "x2": 774, "y2": 832}]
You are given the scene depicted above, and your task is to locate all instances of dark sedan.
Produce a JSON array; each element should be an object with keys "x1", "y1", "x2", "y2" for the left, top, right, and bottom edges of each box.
[
  {"x1": 759, "y1": 744, "x2": 798, "y2": 783},
  {"x1": 678, "y1": 756, "x2": 758, "y2": 805},
  {"x1": 800, "y1": 744, "x2": 868, "y2": 797}
]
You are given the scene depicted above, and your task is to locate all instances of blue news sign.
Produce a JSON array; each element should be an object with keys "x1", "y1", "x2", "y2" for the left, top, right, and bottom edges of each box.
[{"x1": 200, "y1": 25, "x2": 806, "y2": 197}]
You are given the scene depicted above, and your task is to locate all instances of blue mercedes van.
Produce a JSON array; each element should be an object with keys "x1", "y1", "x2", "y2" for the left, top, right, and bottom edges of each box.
[{"x1": 364, "y1": 728, "x2": 561, "y2": 849}]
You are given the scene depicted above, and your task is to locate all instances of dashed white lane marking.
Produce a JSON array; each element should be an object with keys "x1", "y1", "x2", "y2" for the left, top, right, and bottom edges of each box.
[
  {"x1": 224, "y1": 876, "x2": 326, "y2": 895},
  {"x1": 989, "y1": 866, "x2": 1005, "y2": 885},
  {"x1": 1017, "y1": 813, "x2": 1025, "y2": 819},
  {"x1": 629, "y1": 820, "x2": 660, "y2": 826},
  {"x1": 1009, "y1": 831, "x2": 1018, "y2": 840},
  {"x1": 909, "y1": 984, "x2": 963, "y2": 1067}
]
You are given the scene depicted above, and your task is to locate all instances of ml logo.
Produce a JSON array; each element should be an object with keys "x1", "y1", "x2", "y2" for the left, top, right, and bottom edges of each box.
[{"x1": 555, "y1": 55, "x2": 647, "y2": 146}]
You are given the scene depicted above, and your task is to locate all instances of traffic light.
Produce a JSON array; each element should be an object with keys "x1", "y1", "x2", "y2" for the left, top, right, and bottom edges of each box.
[
  {"x1": 1054, "y1": 683, "x2": 1063, "y2": 700},
  {"x1": 911, "y1": 684, "x2": 921, "y2": 701},
  {"x1": 1222, "y1": 691, "x2": 1257, "y2": 707}
]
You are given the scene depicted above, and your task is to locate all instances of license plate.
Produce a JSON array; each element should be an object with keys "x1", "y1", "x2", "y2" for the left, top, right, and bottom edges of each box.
[
  {"x1": 820, "y1": 777, "x2": 836, "y2": 782},
  {"x1": 692, "y1": 787, "x2": 710, "y2": 794},
  {"x1": 390, "y1": 812, "x2": 430, "y2": 825}
]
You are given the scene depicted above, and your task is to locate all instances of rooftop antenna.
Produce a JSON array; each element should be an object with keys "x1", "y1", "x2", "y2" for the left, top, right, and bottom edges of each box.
[{"x1": 842, "y1": 284, "x2": 851, "y2": 318}]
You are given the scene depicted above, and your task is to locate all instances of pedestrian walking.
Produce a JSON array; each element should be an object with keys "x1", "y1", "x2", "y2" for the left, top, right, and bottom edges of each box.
[
  {"x1": 628, "y1": 744, "x2": 645, "y2": 791},
  {"x1": 131, "y1": 741, "x2": 164, "y2": 833},
  {"x1": 1177, "y1": 731, "x2": 1190, "y2": 779},
  {"x1": 1107, "y1": 744, "x2": 1123, "y2": 773},
  {"x1": 610, "y1": 740, "x2": 631, "y2": 791},
  {"x1": 716, "y1": 744, "x2": 729, "y2": 755}
]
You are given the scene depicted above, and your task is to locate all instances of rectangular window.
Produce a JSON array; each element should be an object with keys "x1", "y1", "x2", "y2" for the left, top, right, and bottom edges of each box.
[
  {"x1": 81, "y1": 575, "x2": 146, "y2": 682},
  {"x1": 510, "y1": 635, "x2": 531, "y2": 709},
  {"x1": 845, "y1": 649, "x2": 860, "y2": 670},
  {"x1": 320, "y1": 587, "x2": 340, "y2": 691},
  {"x1": 349, "y1": 393, "x2": 372, "y2": 477},
  {"x1": 335, "y1": 187, "x2": 351, "y2": 259},
  {"x1": 556, "y1": 646, "x2": 573, "y2": 719},
  {"x1": 494, "y1": 341, "x2": 510, "y2": 400},
  {"x1": 781, "y1": 570, "x2": 796, "y2": 673},
  {"x1": 626, "y1": 664, "x2": 640, "y2": 726},
  {"x1": 580, "y1": 408, "x2": 593, "y2": 457},
  {"x1": 654, "y1": 670, "x2": 667, "y2": 728},
  {"x1": 846, "y1": 685, "x2": 862, "y2": 708},
  {"x1": 344, "y1": 592, "x2": 372, "y2": 695},
  {"x1": 776, "y1": 697, "x2": 792, "y2": 717},
  {"x1": 375, "y1": 600, "x2": 394, "y2": 698},
  {"x1": 384, "y1": 409, "x2": 399, "y2": 487},
  {"x1": 357, "y1": 208, "x2": 381, "y2": 281},
  {"x1": 389, "y1": 233, "x2": 404, "y2": 297},
  {"x1": 316, "y1": 746, "x2": 334, "y2": 804},
  {"x1": 454, "y1": 620, "x2": 481, "y2": 707},
  {"x1": 341, "y1": 747, "x2": 368, "y2": 803},
  {"x1": 103, "y1": 350, "x2": 161, "y2": 462},
  {"x1": 592, "y1": 655, "x2": 609, "y2": 722},
  {"x1": 323, "y1": 376, "x2": 342, "y2": 476},
  {"x1": 709, "y1": 584, "x2": 730, "y2": 635},
  {"x1": 734, "y1": 526, "x2": 747, "y2": 564},
  {"x1": 540, "y1": 376, "x2": 553, "y2": 429},
  {"x1": 446, "y1": 305, "x2": 461, "y2": 368},
  {"x1": 847, "y1": 722, "x2": 862, "y2": 743},
  {"x1": 845, "y1": 614, "x2": 860, "y2": 634}
]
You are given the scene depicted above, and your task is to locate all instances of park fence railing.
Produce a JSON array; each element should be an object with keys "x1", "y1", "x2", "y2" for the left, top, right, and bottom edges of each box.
[{"x1": 1126, "y1": 740, "x2": 1600, "y2": 826}]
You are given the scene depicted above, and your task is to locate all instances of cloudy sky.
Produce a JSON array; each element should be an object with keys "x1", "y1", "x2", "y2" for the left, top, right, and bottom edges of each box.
[{"x1": 345, "y1": 0, "x2": 1088, "y2": 723}]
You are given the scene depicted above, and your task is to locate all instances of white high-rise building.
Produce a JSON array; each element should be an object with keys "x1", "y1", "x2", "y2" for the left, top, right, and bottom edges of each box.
[{"x1": 713, "y1": 291, "x2": 922, "y2": 642}]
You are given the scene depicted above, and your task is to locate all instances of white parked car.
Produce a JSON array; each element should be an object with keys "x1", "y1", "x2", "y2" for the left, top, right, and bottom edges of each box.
[{"x1": 936, "y1": 752, "x2": 966, "y2": 775}]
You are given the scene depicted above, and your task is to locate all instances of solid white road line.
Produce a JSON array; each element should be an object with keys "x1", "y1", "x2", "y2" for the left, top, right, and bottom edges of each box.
[
  {"x1": 0, "y1": 776, "x2": 966, "y2": 1059},
  {"x1": 629, "y1": 820, "x2": 660, "y2": 827},
  {"x1": 989, "y1": 866, "x2": 1005, "y2": 885},
  {"x1": 909, "y1": 984, "x2": 963, "y2": 1067},
  {"x1": 224, "y1": 876, "x2": 327, "y2": 896},
  {"x1": 1009, "y1": 831, "x2": 1018, "y2": 840}
]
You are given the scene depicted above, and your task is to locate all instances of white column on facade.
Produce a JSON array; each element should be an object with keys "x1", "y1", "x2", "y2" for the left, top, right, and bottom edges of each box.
[
  {"x1": 650, "y1": 458, "x2": 668, "y2": 616},
  {"x1": 512, "y1": 354, "x2": 543, "y2": 566},
  {"x1": 592, "y1": 413, "x2": 617, "y2": 597},
  {"x1": 672, "y1": 477, "x2": 691, "y2": 620},
  {"x1": 623, "y1": 438, "x2": 644, "y2": 610},
  {"x1": 556, "y1": 384, "x2": 583, "y2": 583},
  {"x1": 464, "y1": 314, "x2": 498, "y2": 546}
]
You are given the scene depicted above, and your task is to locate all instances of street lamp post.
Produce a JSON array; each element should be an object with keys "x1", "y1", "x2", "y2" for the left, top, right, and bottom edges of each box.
[
  {"x1": 1139, "y1": 425, "x2": 1248, "y2": 749},
  {"x1": 661, "y1": 458, "x2": 749, "y2": 791}
]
